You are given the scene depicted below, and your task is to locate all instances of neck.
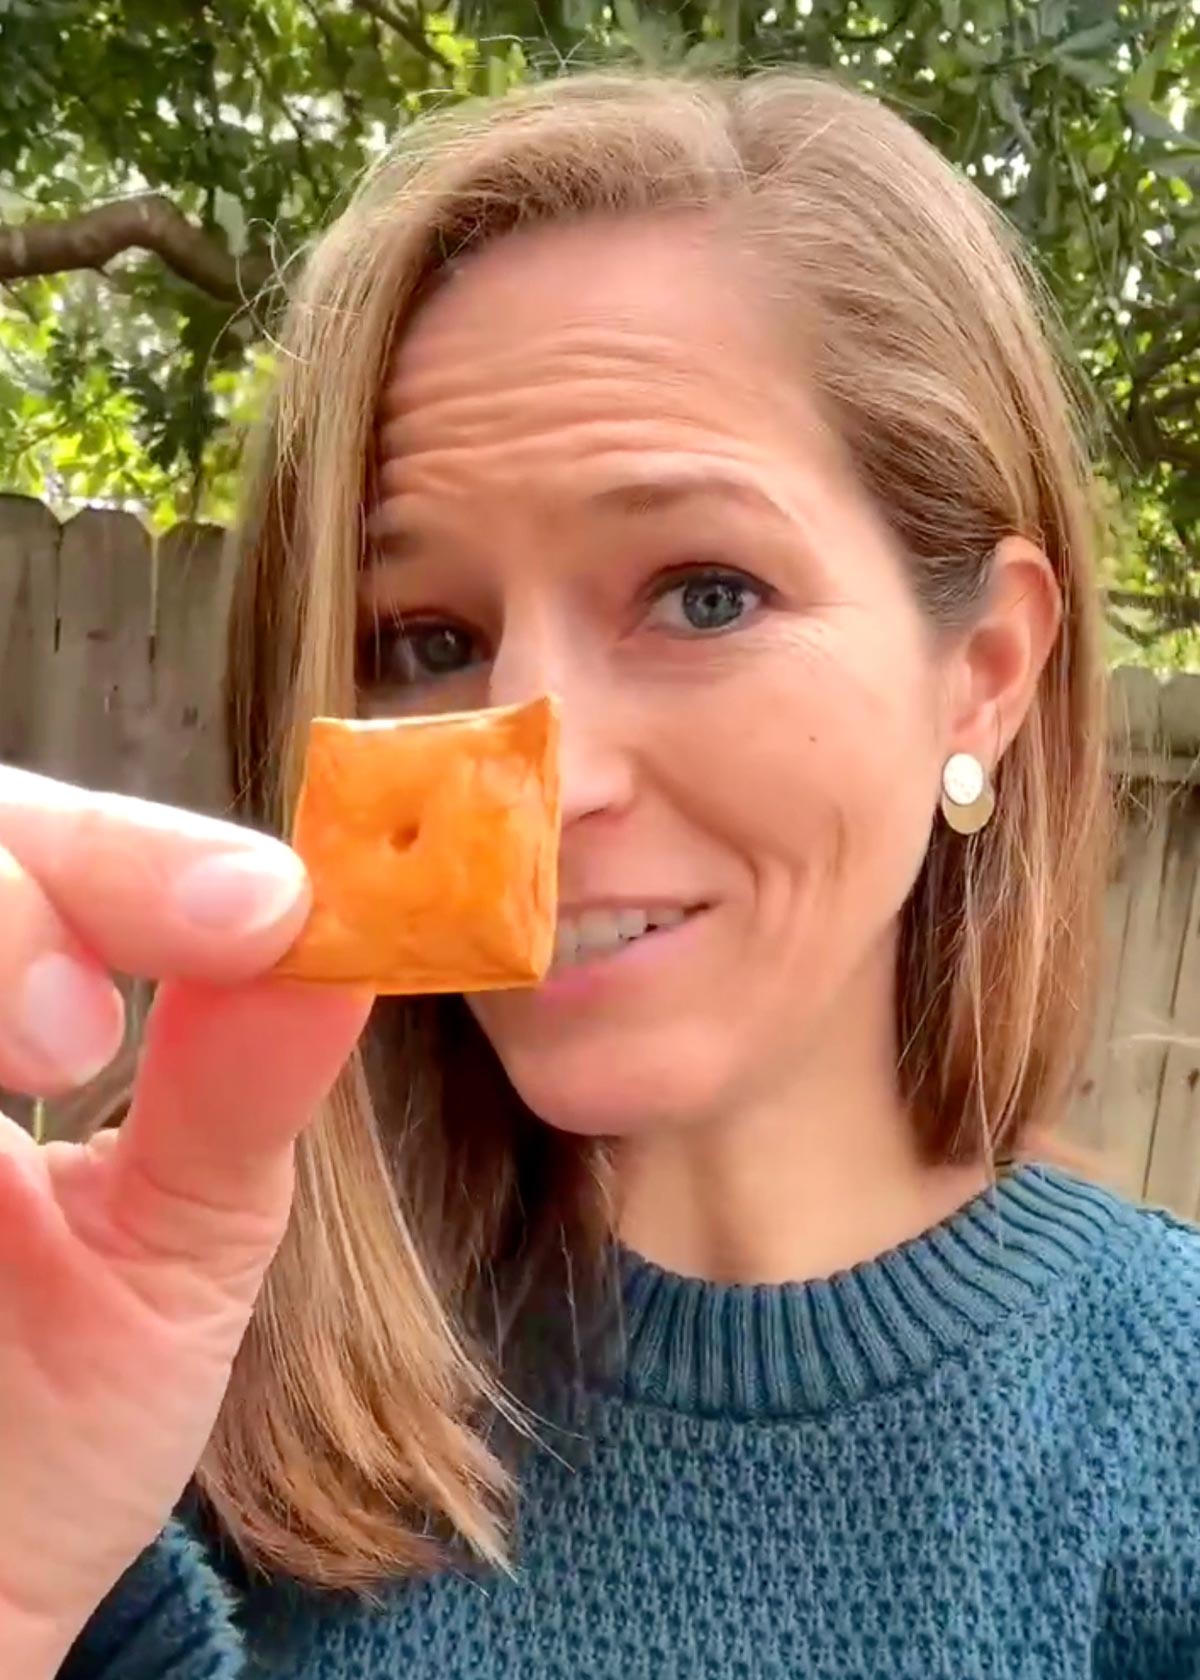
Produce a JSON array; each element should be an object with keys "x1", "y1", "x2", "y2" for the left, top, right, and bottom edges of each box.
[{"x1": 613, "y1": 944, "x2": 990, "y2": 1285}]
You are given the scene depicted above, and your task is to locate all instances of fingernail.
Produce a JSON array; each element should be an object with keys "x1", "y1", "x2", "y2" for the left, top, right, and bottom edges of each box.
[
  {"x1": 173, "y1": 850, "x2": 307, "y2": 934},
  {"x1": 19, "y1": 953, "x2": 125, "y2": 1087}
]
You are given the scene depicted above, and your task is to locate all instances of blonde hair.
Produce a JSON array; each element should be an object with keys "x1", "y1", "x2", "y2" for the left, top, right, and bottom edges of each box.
[{"x1": 203, "y1": 69, "x2": 1109, "y2": 1590}]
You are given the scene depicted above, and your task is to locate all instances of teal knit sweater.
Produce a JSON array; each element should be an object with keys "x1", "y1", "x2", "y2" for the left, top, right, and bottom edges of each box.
[{"x1": 61, "y1": 1167, "x2": 1200, "y2": 1678}]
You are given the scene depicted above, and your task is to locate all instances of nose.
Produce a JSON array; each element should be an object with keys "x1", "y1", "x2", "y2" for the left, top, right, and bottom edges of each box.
[{"x1": 488, "y1": 615, "x2": 636, "y2": 827}]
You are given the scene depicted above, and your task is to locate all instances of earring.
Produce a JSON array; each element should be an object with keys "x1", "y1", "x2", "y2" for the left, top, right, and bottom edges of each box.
[{"x1": 940, "y1": 752, "x2": 995, "y2": 835}]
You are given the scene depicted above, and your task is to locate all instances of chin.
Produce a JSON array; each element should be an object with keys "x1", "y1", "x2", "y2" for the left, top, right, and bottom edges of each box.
[{"x1": 495, "y1": 1039, "x2": 731, "y2": 1139}]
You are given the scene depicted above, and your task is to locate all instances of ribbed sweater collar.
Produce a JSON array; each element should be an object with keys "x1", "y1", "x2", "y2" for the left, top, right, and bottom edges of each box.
[{"x1": 596, "y1": 1165, "x2": 1121, "y2": 1420}]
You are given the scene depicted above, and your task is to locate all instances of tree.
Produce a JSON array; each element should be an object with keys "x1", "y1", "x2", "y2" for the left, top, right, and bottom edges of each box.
[{"x1": 0, "y1": 0, "x2": 1197, "y2": 657}]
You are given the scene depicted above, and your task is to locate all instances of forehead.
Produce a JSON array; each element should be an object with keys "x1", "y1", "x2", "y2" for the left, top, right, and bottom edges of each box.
[
  {"x1": 401, "y1": 208, "x2": 763, "y2": 339},
  {"x1": 392, "y1": 211, "x2": 772, "y2": 370},
  {"x1": 373, "y1": 213, "x2": 821, "y2": 495}
]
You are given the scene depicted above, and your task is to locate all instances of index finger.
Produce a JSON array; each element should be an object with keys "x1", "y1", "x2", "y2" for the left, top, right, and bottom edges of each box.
[{"x1": 0, "y1": 765, "x2": 309, "y2": 984}]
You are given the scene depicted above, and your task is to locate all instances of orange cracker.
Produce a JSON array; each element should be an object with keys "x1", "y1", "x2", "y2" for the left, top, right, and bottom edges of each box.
[{"x1": 275, "y1": 695, "x2": 560, "y2": 993}]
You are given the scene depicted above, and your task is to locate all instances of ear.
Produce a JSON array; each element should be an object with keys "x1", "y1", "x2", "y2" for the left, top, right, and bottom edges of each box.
[{"x1": 942, "y1": 536, "x2": 1062, "y2": 765}]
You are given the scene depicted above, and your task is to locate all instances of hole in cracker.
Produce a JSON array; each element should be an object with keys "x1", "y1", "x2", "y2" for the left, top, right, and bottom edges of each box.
[{"x1": 390, "y1": 822, "x2": 420, "y2": 851}]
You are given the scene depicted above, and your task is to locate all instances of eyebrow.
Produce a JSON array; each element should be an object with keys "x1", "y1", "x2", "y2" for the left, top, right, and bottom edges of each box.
[
  {"x1": 364, "y1": 466, "x2": 797, "y2": 566},
  {"x1": 582, "y1": 468, "x2": 795, "y2": 524},
  {"x1": 364, "y1": 500, "x2": 425, "y2": 558}
]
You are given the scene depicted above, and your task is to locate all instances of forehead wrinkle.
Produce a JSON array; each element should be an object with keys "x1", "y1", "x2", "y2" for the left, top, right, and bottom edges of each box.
[
  {"x1": 376, "y1": 318, "x2": 780, "y2": 451},
  {"x1": 375, "y1": 376, "x2": 769, "y2": 460},
  {"x1": 374, "y1": 395, "x2": 784, "y2": 477},
  {"x1": 381, "y1": 322, "x2": 723, "y2": 407}
]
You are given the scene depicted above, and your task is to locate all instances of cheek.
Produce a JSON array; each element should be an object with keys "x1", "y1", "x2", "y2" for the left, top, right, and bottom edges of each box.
[{"x1": 657, "y1": 619, "x2": 944, "y2": 907}]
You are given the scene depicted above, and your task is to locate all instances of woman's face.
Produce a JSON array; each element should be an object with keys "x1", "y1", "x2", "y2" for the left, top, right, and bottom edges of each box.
[{"x1": 363, "y1": 213, "x2": 959, "y2": 1136}]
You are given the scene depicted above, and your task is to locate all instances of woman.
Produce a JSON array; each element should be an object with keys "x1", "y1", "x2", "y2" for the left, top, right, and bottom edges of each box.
[{"x1": 1, "y1": 69, "x2": 1197, "y2": 1680}]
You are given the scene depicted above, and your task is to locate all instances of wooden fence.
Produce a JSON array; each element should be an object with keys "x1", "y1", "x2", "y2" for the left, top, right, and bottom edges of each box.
[
  {"x1": 2, "y1": 493, "x2": 1200, "y2": 1216},
  {"x1": 0, "y1": 496, "x2": 235, "y2": 1137}
]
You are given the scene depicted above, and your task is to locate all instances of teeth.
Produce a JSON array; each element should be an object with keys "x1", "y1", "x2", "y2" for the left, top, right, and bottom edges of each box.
[
  {"x1": 551, "y1": 905, "x2": 690, "y2": 967},
  {"x1": 615, "y1": 908, "x2": 649, "y2": 941},
  {"x1": 577, "y1": 909, "x2": 624, "y2": 948},
  {"x1": 552, "y1": 922, "x2": 581, "y2": 966}
]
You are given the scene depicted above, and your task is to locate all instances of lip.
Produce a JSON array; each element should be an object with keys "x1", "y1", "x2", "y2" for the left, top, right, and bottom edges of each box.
[
  {"x1": 555, "y1": 897, "x2": 703, "y2": 917},
  {"x1": 532, "y1": 904, "x2": 712, "y2": 1005}
]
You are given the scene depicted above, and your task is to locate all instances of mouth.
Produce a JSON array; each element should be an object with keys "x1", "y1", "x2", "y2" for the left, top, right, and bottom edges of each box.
[{"x1": 549, "y1": 902, "x2": 708, "y2": 973}]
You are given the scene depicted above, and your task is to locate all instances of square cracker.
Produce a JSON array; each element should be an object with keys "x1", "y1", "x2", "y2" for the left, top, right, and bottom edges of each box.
[{"x1": 275, "y1": 695, "x2": 560, "y2": 993}]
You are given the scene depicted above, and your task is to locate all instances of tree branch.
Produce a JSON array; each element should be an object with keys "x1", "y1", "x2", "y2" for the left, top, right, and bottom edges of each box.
[
  {"x1": 0, "y1": 195, "x2": 274, "y2": 303},
  {"x1": 352, "y1": 0, "x2": 453, "y2": 70},
  {"x1": 1123, "y1": 386, "x2": 1200, "y2": 477},
  {"x1": 1138, "y1": 384, "x2": 1200, "y2": 425},
  {"x1": 1109, "y1": 589, "x2": 1200, "y2": 629},
  {"x1": 1129, "y1": 321, "x2": 1200, "y2": 395}
]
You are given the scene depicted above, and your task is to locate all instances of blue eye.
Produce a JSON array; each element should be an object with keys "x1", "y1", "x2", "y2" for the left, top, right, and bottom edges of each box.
[
  {"x1": 647, "y1": 569, "x2": 766, "y2": 634},
  {"x1": 357, "y1": 619, "x2": 484, "y2": 688}
]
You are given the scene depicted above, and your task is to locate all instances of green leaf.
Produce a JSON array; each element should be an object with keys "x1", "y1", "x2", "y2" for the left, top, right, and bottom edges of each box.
[
  {"x1": 1059, "y1": 55, "x2": 1118, "y2": 91},
  {"x1": 1085, "y1": 140, "x2": 1116, "y2": 176},
  {"x1": 611, "y1": 0, "x2": 686, "y2": 64},
  {"x1": 1125, "y1": 101, "x2": 1184, "y2": 144},
  {"x1": 1034, "y1": 0, "x2": 1070, "y2": 40},
  {"x1": 613, "y1": 0, "x2": 642, "y2": 40},
  {"x1": 1124, "y1": 42, "x2": 1168, "y2": 110},
  {"x1": 1054, "y1": 20, "x2": 1120, "y2": 58},
  {"x1": 991, "y1": 77, "x2": 1037, "y2": 156},
  {"x1": 1145, "y1": 152, "x2": 1200, "y2": 187},
  {"x1": 684, "y1": 38, "x2": 736, "y2": 69}
]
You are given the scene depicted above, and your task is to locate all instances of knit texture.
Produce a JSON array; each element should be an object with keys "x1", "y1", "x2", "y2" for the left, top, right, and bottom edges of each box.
[{"x1": 61, "y1": 1167, "x2": 1200, "y2": 1679}]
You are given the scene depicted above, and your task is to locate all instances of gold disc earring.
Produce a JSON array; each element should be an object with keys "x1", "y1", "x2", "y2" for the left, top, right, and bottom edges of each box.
[{"x1": 940, "y1": 752, "x2": 995, "y2": 836}]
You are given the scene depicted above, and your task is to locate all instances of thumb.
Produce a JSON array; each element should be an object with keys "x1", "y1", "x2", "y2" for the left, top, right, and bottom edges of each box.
[{"x1": 110, "y1": 978, "x2": 373, "y2": 1262}]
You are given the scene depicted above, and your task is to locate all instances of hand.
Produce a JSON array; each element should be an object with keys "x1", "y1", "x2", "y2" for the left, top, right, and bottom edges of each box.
[{"x1": 0, "y1": 766, "x2": 372, "y2": 1666}]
